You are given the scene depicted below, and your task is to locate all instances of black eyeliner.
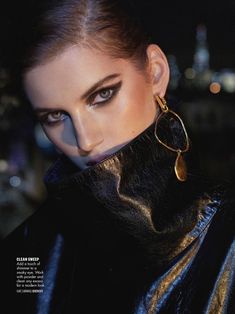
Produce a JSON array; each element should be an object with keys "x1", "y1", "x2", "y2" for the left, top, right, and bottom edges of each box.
[
  {"x1": 38, "y1": 111, "x2": 67, "y2": 126},
  {"x1": 87, "y1": 81, "x2": 122, "y2": 105}
]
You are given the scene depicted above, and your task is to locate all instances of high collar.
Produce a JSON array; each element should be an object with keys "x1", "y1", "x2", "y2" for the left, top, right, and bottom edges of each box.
[
  {"x1": 44, "y1": 118, "x2": 218, "y2": 269},
  {"x1": 44, "y1": 118, "x2": 198, "y2": 193}
]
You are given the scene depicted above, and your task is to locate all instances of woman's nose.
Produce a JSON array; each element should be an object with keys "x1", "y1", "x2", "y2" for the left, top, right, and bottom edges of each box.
[{"x1": 72, "y1": 114, "x2": 104, "y2": 153}]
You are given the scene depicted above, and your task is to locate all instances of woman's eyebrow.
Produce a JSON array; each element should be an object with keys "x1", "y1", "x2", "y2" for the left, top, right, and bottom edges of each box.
[
  {"x1": 80, "y1": 73, "x2": 121, "y2": 100},
  {"x1": 34, "y1": 73, "x2": 121, "y2": 113}
]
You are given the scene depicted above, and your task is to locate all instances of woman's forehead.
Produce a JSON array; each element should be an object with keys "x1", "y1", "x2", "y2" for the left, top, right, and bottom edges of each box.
[
  {"x1": 23, "y1": 45, "x2": 143, "y2": 108},
  {"x1": 25, "y1": 45, "x2": 130, "y2": 80}
]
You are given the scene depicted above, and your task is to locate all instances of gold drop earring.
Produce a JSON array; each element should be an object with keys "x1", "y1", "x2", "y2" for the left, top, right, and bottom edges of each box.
[{"x1": 154, "y1": 95, "x2": 190, "y2": 182}]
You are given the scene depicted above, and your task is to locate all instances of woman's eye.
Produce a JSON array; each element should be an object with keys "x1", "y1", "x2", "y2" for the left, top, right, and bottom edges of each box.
[
  {"x1": 40, "y1": 111, "x2": 67, "y2": 125},
  {"x1": 90, "y1": 82, "x2": 122, "y2": 106},
  {"x1": 100, "y1": 89, "x2": 112, "y2": 99},
  {"x1": 92, "y1": 88, "x2": 114, "y2": 105}
]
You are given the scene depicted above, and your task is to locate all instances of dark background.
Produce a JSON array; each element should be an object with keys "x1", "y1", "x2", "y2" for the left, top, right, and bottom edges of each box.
[
  {"x1": 0, "y1": 0, "x2": 234, "y2": 238},
  {"x1": 142, "y1": 0, "x2": 234, "y2": 69}
]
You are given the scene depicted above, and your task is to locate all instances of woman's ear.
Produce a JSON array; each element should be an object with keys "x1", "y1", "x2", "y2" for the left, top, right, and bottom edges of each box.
[{"x1": 146, "y1": 44, "x2": 170, "y2": 98}]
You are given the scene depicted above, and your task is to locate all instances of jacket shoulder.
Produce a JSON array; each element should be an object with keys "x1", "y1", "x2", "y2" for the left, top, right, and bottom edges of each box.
[
  {"x1": 210, "y1": 181, "x2": 235, "y2": 214},
  {"x1": 206, "y1": 181, "x2": 235, "y2": 235}
]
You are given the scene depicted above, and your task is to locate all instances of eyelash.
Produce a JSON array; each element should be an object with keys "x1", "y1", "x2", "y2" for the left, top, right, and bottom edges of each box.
[
  {"x1": 39, "y1": 110, "x2": 67, "y2": 126},
  {"x1": 88, "y1": 81, "x2": 122, "y2": 107},
  {"x1": 39, "y1": 81, "x2": 122, "y2": 126}
]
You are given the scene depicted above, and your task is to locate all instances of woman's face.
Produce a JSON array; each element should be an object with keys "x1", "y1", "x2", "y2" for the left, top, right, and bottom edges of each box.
[{"x1": 24, "y1": 45, "x2": 166, "y2": 169}]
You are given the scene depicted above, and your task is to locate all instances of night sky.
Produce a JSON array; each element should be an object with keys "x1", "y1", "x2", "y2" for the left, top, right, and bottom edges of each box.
[{"x1": 139, "y1": 0, "x2": 235, "y2": 71}]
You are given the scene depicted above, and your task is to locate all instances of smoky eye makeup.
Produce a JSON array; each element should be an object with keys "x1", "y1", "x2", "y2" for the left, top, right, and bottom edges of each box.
[
  {"x1": 87, "y1": 81, "x2": 122, "y2": 106},
  {"x1": 36, "y1": 81, "x2": 122, "y2": 126},
  {"x1": 37, "y1": 110, "x2": 68, "y2": 126}
]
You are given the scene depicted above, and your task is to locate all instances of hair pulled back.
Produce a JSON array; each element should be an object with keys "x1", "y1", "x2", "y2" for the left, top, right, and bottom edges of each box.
[{"x1": 1, "y1": 0, "x2": 151, "y2": 79}]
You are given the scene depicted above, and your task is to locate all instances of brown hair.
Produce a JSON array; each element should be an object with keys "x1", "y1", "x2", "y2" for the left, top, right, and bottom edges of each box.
[{"x1": 2, "y1": 0, "x2": 151, "y2": 79}]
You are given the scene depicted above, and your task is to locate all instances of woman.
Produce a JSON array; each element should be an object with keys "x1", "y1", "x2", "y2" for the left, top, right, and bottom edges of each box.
[{"x1": 1, "y1": 0, "x2": 234, "y2": 313}]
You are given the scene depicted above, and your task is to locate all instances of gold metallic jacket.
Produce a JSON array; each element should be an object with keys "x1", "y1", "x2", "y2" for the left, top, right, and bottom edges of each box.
[{"x1": 1, "y1": 121, "x2": 235, "y2": 314}]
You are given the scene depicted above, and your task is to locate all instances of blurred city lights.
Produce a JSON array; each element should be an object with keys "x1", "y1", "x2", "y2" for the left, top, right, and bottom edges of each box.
[
  {"x1": 185, "y1": 68, "x2": 196, "y2": 79},
  {"x1": 209, "y1": 82, "x2": 221, "y2": 94},
  {"x1": 220, "y1": 71, "x2": 235, "y2": 93},
  {"x1": 9, "y1": 176, "x2": 21, "y2": 187},
  {"x1": 0, "y1": 160, "x2": 8, "y2": 172}
]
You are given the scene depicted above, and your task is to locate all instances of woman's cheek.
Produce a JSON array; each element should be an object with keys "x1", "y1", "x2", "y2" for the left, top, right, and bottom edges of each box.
[{"x1": 42, "y1": 126, "x2": 63, "y2": 148}]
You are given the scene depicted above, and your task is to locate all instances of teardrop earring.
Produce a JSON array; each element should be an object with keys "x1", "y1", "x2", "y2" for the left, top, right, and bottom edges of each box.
[{"x1": 154, "y1": 95, "x2": 190, "y2": 182}]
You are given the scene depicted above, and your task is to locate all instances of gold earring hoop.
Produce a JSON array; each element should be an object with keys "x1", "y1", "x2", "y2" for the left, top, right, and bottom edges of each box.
[{"x1": 154, "y1": 95, "x2": 190, "y2": 182}]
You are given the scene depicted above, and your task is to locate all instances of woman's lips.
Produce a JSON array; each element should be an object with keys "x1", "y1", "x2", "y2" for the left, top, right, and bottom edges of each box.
[{"x1": 86, "y1": 154, "x2": 110, "y2": 167}]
